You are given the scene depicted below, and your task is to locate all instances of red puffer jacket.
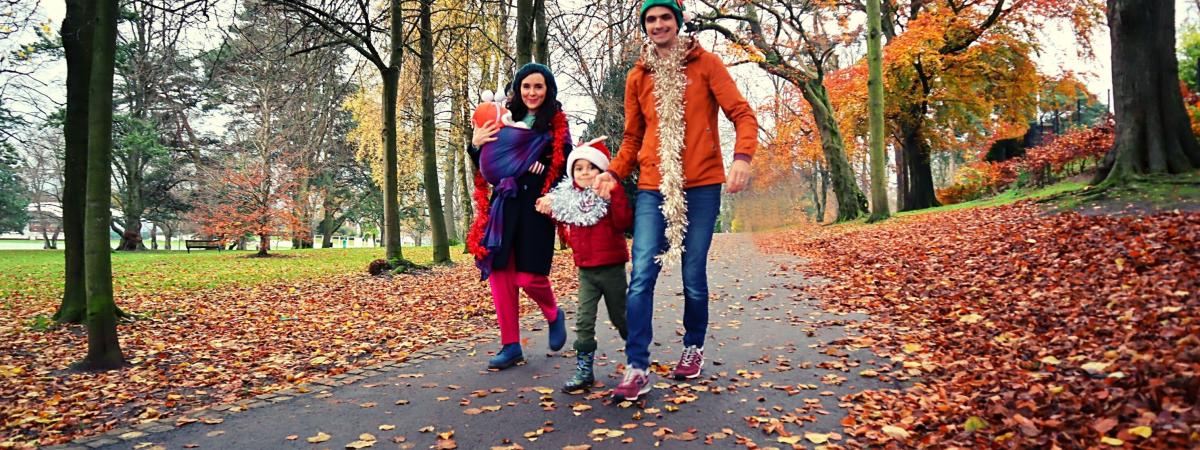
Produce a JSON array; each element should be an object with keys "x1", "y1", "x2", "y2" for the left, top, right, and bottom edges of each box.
[{"x1": 565, "y1": 184, "x2": 632, "y2": 268}]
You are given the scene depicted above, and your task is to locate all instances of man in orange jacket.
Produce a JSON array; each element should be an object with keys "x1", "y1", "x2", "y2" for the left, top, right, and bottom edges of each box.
[{"x1": 593, "y1": 0, "x2": 757, "y2": 401}]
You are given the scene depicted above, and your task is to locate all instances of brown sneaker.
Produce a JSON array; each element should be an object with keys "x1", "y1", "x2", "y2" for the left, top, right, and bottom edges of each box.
[{"x1": 671, "y1": 346, "x2": 704, "y2": 380}]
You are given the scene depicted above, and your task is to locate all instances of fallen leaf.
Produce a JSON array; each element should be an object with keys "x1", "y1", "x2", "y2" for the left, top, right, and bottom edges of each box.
[
  {"x1": 963, "y1": 416, "x2": 988, "y2": 432},
  {"x1": 882, "y1": 425, "x2": 910, "y2": 440},
  {"x1": 1100, "y1": 436, "x2": 1124, "y2": 446},
  {"x1": 307, "y1": 431, "x2": 332, "y2": 443},
  {"x1": 1128, "y1": 426, "x2": 1152, "y2": 439},
  {"x1": 804, "y1": 432, "x2": 830, "y2": 444}
]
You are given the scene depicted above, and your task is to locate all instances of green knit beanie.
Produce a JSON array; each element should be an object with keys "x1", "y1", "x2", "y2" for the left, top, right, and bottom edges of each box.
[{"x1": 640, "y1": 0, "x2": 684, "y2": 33}]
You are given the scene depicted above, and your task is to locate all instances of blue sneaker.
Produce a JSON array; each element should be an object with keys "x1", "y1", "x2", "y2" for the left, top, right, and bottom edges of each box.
[
  {"x1": 548, "y1": 308, "x2": 566, "y2": 351},
  {"x1": 487, "y1": 343, "x2": 524, "y2": 370}
]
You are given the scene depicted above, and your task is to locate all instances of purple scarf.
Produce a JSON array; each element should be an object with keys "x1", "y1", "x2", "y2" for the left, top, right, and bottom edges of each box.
[{"x1": 475, "y1": 126, "x2": 556, "y2": 279}]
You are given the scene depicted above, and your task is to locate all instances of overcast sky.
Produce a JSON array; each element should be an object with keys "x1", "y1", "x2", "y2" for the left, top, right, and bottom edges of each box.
[{"x1": 10, "y1": 0, "x2": 1200, "y2": 137}]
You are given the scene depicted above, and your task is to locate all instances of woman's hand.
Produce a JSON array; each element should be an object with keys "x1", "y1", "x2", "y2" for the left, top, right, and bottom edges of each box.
[
  {"x1": 471, "y1": 120, "x2": 501, "y2": 147},
  {"x1": 535, "y1": 196, "x2": 553, "y2": 215}
]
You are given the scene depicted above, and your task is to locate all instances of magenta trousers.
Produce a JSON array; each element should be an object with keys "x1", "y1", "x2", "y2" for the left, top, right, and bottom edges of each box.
[{"x1": 490, "y1": 256, "x2": 559, "y2": 345}]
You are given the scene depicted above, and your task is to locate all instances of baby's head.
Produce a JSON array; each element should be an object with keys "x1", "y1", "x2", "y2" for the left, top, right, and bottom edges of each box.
[{"x1": 567, "y1": 142, "x2": 611, "y2": 187}]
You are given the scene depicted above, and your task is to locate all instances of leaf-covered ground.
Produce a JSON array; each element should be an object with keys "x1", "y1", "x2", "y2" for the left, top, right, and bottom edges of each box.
[
  {"x1": 0, "y1": 249, "x2": 573, "y2": 448},
  {"x1": 760, "y1": 203, "x2": 1199, "y2": 448}
]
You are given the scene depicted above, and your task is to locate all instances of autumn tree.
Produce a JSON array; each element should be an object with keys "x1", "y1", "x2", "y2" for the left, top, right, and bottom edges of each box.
[
  {"x1": 191, "y1": 149, "x2": 303, "y2": 257},
  {"x1": 265, "y1": 0, "x2": 413, "y2": 267},
  {"x1": 1094, "y1": 0, "x2": 1200, "y2": 184},
  {"x1": 18, "y1": 127, "x2": 66, "y2": 248},
  {"x1": 861, "y1": 0, "x2": 1103, "y2": 211},
  {"x1": 694, "y1": 0, "x2": 868, "y2": 222}
]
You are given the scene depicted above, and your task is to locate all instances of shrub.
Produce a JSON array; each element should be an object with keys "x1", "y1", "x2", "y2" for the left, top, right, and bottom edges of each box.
[{"x1": 937, "y1": 119, "x2": 1114, "y2": 204}]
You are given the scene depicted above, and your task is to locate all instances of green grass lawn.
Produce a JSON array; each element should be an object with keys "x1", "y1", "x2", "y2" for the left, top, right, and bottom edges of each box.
[
  {"x1": 0, "y1": 245, "x2": 470, "y2": 302},
  {"x1": 894, "y1": 180, "x2": 1089, "y2": 217}
]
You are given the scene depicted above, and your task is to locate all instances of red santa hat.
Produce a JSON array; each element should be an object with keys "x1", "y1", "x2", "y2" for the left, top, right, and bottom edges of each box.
[{"x1": 566, "y1": 141, "x2": 611, "y2": 182}]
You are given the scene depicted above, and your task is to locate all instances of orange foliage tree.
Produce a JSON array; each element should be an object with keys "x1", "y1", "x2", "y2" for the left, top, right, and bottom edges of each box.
[
  {"x1": 857, "y1": 0, "x2": 1104, "y2": 211},
  {"x1": 694, "y1": 0, "x2": 869, "y2": 222},
  {"x1": 190, "y1": 153, "x2": 306, "y2": 256}
]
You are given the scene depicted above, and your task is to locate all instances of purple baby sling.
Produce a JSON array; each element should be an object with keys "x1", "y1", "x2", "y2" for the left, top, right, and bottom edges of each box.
[{"x1": 476, "y1": 126, "x2": 556, "y2": 280}]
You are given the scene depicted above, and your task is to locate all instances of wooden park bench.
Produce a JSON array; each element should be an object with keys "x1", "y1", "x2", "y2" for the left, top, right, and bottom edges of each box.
[{"x1": 185, "y1": 239, "x2": 223, "y2": 253}]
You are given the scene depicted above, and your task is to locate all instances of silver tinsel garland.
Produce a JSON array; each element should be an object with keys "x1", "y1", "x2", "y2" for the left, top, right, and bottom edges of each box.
[
  {"x1": 547, "y1": 179, "x2": 609, "y2": 226},
  {"x1": 644, "y1": 37, "x2": 691, "y2": 267}
]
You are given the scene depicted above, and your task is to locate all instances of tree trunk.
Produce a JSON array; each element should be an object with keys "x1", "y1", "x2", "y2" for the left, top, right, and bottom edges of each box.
[
  {"x1": 808, "y1": 164, "x2": 827, "y2": 222},
  {"x1": 55, "y1": 0, "x2": 94, "y2": 325},
  {"x1": 258, "y1": 234, "x2": 270, "y2": 256},
  {"x1": 866, "y1": 0, "x2": 890, "y2": 223},
  {"x1": 533, "y1": 0, "x2": 548, "y2": 64},
  {"x1": 1094, "y1": 0, "x2": 1200, "y2": 184},
  {"x1": 419, "y1": 0, "x2": 451, "y2": 264},
  {"x1": 819, "y1": 167, "x2": 829, "y2": 221},
  {"x1": 515, "y1": 0, "x2": 533, "y2": 66},
  {"x1": 320, "y1": 210, "x2": 337, "y2": 248},
  {"x1": 149, "y1": 222, "x2": 157, "y2": 249},
  {"x1": 893, "y1": 144, "x2": 907, "y2": 211},
  {"x1": 381, "y1": 0, "x2": 406, "y2": 265},
  {"x1": 800, "y1": 79, "x2": 867, "y2": 222},
  {"x1": 444, "y1": 77, "x2": 462, "y2": 243},
  {"x1": 77, "y1": 0, "x2": 123, "y2": 371},
  {"x1": 116, "y1": 148, "x2": 145, "y2": 251},
  {"x1": 163, "y1": 223, "x2": 172, "y2": 250},
  {"x1": 458, "y1": 71, "x2": 474, "y2": 246},
  {"x1": 898, "y1": 105, "x2": 940, "y2": 210}
]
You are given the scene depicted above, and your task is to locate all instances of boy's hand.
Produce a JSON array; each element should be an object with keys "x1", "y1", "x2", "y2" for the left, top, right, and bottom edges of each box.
[{"x1": 535, "y1": 196, "x2": 553, "y2": 215}]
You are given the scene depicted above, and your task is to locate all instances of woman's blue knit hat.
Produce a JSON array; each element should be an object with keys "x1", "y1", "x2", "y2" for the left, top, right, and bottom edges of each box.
[{"x1": 510, "y1": 63, "x2": 557, "y2": 98}]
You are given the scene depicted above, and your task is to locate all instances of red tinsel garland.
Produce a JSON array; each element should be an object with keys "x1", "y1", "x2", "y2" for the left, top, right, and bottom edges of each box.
[{"x1": 467, "y1": 111, "x2": 569, "y2": 262}]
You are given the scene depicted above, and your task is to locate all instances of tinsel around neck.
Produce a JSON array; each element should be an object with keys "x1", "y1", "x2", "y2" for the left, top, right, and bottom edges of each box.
[{"x1": 643, "y1": 36, "x2": 690, "y2": 267}]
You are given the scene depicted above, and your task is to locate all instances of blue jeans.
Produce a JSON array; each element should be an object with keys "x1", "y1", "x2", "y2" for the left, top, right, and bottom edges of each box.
[{"x1": 625, "y1": 184, "x2": 721, "y2": 369}]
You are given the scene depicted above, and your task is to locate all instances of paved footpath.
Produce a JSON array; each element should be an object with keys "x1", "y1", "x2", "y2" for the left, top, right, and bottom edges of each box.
[{"x1": 64, "y1": 234, "x2": 901, "y2": 450}]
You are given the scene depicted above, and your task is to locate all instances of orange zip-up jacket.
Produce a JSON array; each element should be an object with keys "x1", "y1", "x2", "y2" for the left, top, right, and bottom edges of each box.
[{"x1": 608, "y1": 40, "x2": 758, "y2": 190}]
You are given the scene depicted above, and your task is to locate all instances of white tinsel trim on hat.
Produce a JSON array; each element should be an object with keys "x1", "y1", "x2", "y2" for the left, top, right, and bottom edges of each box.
[
  {"x1": 566, "y1": 144, "x2": 610, "y2": 182},
  {"x1": 547, "y1": 178, "x2": 609, "y2": 227},
  {"x1": 644, "y1": 37, "x2": 690, "y2": 267}
]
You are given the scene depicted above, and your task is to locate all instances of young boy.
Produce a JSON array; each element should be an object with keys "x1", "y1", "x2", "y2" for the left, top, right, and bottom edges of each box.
[{"x1": 535, "y1": 140, "x2": 631, "y2": 392}]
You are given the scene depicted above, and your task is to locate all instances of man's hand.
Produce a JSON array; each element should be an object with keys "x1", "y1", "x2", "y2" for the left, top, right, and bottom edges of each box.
[
  {"x1": 592, "y1": 171, "x2": 616, "y2": 199},
  {"x1": 726, "y1": 159, "x2": 751, "y2": 193}
]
